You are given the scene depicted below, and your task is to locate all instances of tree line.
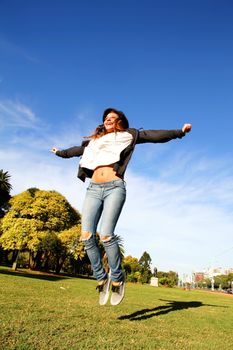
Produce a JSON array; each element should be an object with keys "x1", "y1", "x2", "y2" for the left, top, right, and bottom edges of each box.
[{"x1": 194, "y1": 275, "x2": 233, "y2": 292}]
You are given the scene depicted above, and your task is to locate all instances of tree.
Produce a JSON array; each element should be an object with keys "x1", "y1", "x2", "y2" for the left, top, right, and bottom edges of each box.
[
  {"x1": 57, "y1": 225, "x2": 86, "y2": 274},
  {"x1": 123, "y1": 255, "x2": 140, "y2": 274},
  {"x1": 58, "y1": 225, "x2": 93, "y2": 275},
  {"x1": 0, "y1": 170, "x2": 12, "y2": 218},
  {"x1": 209, "y1": 273, "x2": 233, "y2": 291},
  {"x1": 139, "y1": 251, "x2": 152, "y2": 283},
  {"x1": 157, "y1": 271, "x2": 178, "y2": 287},
  {"x1": 0, "y1": 188, "x2": 81, "y2": 270},
  {"x1": 123, "y1": 255, "x2": 141, "y2": 282},
  {"x1": 0, "y1": 170, "x2": 13, "y2": 266}
]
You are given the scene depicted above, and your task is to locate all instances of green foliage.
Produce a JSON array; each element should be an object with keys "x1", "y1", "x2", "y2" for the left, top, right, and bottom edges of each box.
[
  {"x1": 127, "y1": 271, "x2": 142, "y2": 283},
  {"x1": 59, "y1": 225, "x2": 85, "y2": 261},
  {"x1": 0, "y1": 170, "x2": 12, "y2": 218},
  {"x1": 0, "y1": 189, "x2": 81, "y2": 252},
  {"x1": 123, "y1": 253, "x2": 155, "y2": 284},
  {"x1": 195, "y1": 279, "x2": 210, "y2": 289},
  {"x1": 158, "y1": 271, "x2": 178, "y2": 287},
  {"x1": 123, "y1": 255, "x2": 140, "y2": 274},
  {"x1": 0, "y1": 189, "x2": 83, "y2": 272},
  {"x1": 139, "y1": 251, "x2": 152, "y2": 268},
  {"x1": 159, "y1": 277, "x2": 174, "y2": 288},
  {"x1": 123, "y1": 255, "x2": 142, "y2": 282},
  {"x1": 139, "y1": 251, "x2": 152, "y2": 283},
  {"x1": 201, "y1": 273, "x2": 233, "y2": 290},
  {"x1": 0, "y1": 169, "x2": 12, "y2": 193}
]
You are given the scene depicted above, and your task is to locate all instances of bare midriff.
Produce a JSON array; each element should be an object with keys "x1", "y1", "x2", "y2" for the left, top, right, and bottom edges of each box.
[{"x1": 91, "y1": 165, "x2": 122, "y2": 183}]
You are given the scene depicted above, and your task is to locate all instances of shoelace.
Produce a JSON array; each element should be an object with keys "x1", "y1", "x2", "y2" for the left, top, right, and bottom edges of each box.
[
  {"x1": 96, "y1": 284, "x2": 104, "y2": 292},
  {"x1": 112, "y1": 285, "x2": 121, "y2": 293},
  {"x1": 96, "y1": 279, "x2": 108, "y2": 292}
]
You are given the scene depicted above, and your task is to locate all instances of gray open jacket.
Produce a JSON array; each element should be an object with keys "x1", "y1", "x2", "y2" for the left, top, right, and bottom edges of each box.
[{"x1": 55, "y1": 128, "x2": 185, "y2": 182}]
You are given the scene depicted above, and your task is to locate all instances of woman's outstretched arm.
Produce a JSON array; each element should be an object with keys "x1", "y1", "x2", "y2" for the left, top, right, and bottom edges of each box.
[
  {"x1": 136, "y1": 123, "x2": 192, "y2": 144},
  {"x1": 50, "y1": 140, "x2": 90, "y2": 158}
]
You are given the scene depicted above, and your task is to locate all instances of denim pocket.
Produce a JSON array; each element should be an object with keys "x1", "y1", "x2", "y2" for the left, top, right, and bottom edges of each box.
[
  {"x1": 114, "y1": 180, "x2": 126, "y2": 190},
  {"x1": 87, "y1": 182, "x2": 93, "y2": 190}
]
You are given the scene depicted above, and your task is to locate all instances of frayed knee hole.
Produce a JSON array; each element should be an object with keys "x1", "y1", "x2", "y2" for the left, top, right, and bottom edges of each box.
[
  {"x1": 81, "y1": 231, "x2": 92, "y2": 241},
  {"x1": 100, "y1": 235, "x2": 112, "y2": 243}
]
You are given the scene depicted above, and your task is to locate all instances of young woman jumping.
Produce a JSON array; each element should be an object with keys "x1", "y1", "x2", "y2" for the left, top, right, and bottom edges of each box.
[{"x1": 51, "y1": 108, "x2": 192, "y2": 306}]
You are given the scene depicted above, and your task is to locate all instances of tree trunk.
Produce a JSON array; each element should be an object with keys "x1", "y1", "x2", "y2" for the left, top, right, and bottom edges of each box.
[
  {"x1": 43, "y1": 253, "x2": 50, "y2": 272},
  {"x1": 12, "y1": 250, "x2": 20, "y2": 271},
  {"x1": 55, "y1": 256, "x2": 66, "y2": 274},
  {"x1": 30, "y1": 251, "x2": 43, "y2": 270},
  {"x1": 29, "y1": 251, "x2": 35, "y2": 269}
]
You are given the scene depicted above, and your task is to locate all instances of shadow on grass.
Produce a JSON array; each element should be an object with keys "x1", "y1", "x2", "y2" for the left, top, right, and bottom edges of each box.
[
  {"x1": 0, "y1": 268, "x2": 72, "y2": 281},
  {"x1": 118, "y1": 299, "x2": 227, "y2": 321}
]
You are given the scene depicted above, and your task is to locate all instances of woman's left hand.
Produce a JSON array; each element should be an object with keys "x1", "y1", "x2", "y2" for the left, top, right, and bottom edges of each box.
[
  {"x1": 182, "y1": 123, "x2": 192, "y2": 133},
  {"x1": 50, "y1": 147, "x2": 58, "y2": 154}
]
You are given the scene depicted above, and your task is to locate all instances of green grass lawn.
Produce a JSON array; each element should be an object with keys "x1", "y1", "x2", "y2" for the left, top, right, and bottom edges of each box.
[{"x1": 0, "y1": 267, "x2": 232, "y2": 350}]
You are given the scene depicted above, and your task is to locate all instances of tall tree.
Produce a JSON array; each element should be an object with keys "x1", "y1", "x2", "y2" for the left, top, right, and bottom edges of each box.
[
  {"x1": 0, "y1": 170, "x2": 12, "y2": 218},
  {"x1": 139, "y1": 251, "x2": 152, "y2": 269},
  {"x1": 0, "y1": 170, "x2": 12, "y2": 265},
  {"x1": 139, "y1": 251, "x2": 152, "y2": 283}
]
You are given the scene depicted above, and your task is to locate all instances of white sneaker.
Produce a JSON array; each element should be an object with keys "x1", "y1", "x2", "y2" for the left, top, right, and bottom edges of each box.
[
  {"x1": 110, "y1": 281, "x2": 125, "y2": 306},
  {"x1": 96, "y1": 277, "x2": 111, "y2": 305}
]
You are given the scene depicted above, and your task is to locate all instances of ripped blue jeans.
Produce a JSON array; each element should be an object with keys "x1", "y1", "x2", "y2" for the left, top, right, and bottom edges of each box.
[{"x1": 81, "y1": 179, "x2": 126, "y2": 282}]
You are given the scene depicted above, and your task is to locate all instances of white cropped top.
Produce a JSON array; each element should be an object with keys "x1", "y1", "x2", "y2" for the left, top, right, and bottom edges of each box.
[{"x1": 79, "y1": 131, "x2": 133, "y2": 170}]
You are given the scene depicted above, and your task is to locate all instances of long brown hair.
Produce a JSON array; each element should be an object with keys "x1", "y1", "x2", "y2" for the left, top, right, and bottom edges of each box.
[{"x1": 87, "y1": 109, "x2": 129, "y2": 139}]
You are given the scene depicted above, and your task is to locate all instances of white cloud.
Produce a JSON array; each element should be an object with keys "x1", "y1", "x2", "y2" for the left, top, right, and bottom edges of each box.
[
  {"x1": 0, "y1": 99, "x2": 90, "y2": 155},
  {"x1": 0, "y1": 99, "x2": 40, "y2": 129},
  {"x1": 0, "y1": 35, "x2": 39, "y2": 63}
]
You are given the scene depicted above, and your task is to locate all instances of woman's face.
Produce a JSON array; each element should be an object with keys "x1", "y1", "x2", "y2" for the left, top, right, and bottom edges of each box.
[{"x1": 104, "y1": 112, "x2": 119, "y2": 133}]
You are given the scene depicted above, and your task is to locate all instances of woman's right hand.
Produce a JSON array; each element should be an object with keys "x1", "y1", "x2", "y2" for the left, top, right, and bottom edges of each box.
[
  {"x1": 50, "y1": 147, "x2": 58, "y2": 154},
  {"x1": 182, "y1": 124, "x2": 192, "y2": 133}
]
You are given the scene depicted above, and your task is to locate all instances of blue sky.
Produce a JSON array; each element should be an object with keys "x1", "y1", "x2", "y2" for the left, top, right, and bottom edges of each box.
[{"x1": 0, "y1": 0, "x2": 233, "y2": 276}]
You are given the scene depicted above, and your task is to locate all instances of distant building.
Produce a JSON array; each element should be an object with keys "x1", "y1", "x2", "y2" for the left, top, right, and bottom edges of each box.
[
  {"x1": 193, "y1": 272, "x2": 205, "y2": 282},
  {"x1": 190, "y1": 267, "x2": 233, "y2": 280},
  {"x1": 204, "y1": 267, "x2": 233, "y2": 278},
  {"x1": 181, "y1": 267, "x2": 233, "y2": 288}
]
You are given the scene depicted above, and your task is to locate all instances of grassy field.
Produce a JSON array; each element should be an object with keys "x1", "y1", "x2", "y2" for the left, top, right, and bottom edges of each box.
[{"x1": 0, "y1": 267, "x2": 232, "y2": 350}]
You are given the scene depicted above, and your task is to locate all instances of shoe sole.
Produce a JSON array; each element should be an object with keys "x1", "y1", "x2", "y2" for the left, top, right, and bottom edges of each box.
[{"x1": 99, "y1": 278, "x2": 111, "y2": 306}]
